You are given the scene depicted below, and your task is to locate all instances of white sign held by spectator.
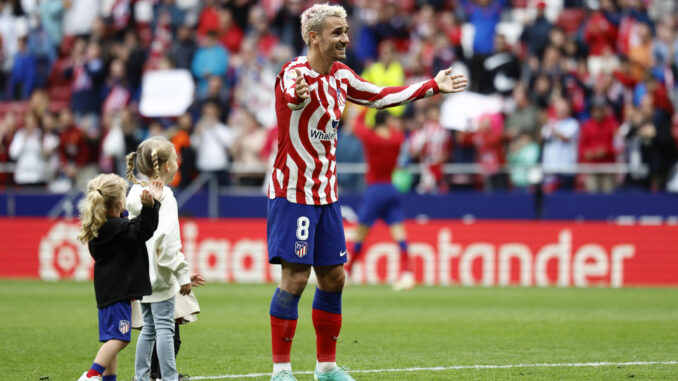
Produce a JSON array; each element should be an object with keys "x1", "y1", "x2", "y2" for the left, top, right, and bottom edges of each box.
[{"x1": 140, "y1": 69, "x2": 195, "y2": 117}]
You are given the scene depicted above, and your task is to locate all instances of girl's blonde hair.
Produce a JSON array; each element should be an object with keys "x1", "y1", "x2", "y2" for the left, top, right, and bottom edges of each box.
[
  {"x1": 77, "y1": 173, "x2": 128, "y2": 243},
  {"x1": 300, "y1": 3, "x2": 347, "y2": 45},
  {"x1": 126, "y1": 136, "x2": 175, "y2": 185}
]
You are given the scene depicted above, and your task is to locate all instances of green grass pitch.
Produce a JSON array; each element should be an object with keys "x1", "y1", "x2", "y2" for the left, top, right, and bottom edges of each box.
[{"x1": 1, "y1": 280, "x2": 677, "y2": 380}]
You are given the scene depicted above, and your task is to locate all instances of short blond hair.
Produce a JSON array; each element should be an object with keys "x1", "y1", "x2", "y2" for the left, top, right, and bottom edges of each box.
[{"x1": 300, "y1": 3, "x2": 347, "y2": 45}]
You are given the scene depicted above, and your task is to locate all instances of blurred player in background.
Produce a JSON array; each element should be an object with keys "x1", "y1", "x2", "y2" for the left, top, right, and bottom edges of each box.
[
  {"x1": 266, "y1": 3, "x2": 467, "y2": 381},
  {"x1": 345, "y1": 109, "x2": 414, "y2": 291}
]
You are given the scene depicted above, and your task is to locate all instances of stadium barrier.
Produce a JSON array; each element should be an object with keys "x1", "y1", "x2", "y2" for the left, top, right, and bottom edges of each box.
[
  {"x1": 1, "y1": 218, "x2": 676, "y2": 287},
  {"x1": 3, "y1": 192, "x2": 678, "y2": 221}
]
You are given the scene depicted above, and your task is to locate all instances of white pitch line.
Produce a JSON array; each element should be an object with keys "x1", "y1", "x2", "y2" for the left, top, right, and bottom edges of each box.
[{"x1": 188, "y1": 360, "x2": 678, "y2": 380}]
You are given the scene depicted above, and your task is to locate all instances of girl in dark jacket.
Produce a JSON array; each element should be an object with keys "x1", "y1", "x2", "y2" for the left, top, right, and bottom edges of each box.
[{"x1": 77, "y1": 173, "x2": 162, "y2": 381}]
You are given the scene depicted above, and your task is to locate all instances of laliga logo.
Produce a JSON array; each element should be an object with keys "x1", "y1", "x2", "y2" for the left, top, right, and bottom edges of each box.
[{"x1": 39, "y1": 222, "x2": 92, "y2": 280}]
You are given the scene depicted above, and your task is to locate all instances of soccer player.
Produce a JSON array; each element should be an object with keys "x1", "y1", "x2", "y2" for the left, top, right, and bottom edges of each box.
[
  {"x1": 266, "y1": 4, "x2": 467, "y2": 381},
  {"x1": 345, "y1": 110, "x2": 415, "y2": 291}
]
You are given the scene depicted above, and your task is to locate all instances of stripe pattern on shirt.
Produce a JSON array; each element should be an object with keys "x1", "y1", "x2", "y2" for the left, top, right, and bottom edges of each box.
[{"x1": 269, "y1": 56, "x2": 439, "y2": 205}]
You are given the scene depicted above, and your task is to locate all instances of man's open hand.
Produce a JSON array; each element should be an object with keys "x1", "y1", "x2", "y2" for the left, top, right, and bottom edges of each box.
[{"x1": 435, "y1": 68, "x2": 468, "y2": 94}]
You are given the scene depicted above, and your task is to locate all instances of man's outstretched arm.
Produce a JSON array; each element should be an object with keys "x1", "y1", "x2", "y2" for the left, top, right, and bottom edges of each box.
[{"x1": 339, "y1": 66, "x2": 467, "y2": 109}]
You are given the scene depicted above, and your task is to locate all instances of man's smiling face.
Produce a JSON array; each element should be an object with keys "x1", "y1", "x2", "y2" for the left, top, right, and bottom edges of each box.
[{"x1": 316, "y1": 16, "x2": 350, "y2": 62}]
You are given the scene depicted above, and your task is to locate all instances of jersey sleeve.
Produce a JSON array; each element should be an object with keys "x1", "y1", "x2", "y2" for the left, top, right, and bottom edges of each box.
[
  {"x1": 280, "y1": 64, "x2": 311, "y2": 110},
  {"x1": 338, "y1": 64, "x2": 439, "y2": 109}
]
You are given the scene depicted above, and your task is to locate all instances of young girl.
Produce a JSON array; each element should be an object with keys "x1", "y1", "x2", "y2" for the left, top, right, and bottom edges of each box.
[
  {"x1": 77, "y1": 173, "x2": 163, "y2": 381},
  {"x1": 126, "y1": 136, "x2": 192, "y2": 381}
]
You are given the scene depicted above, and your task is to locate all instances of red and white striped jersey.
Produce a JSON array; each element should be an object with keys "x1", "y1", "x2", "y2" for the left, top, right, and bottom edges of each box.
[{"x1": 268, "y1": 56, "x2": 440, "y2": 205}]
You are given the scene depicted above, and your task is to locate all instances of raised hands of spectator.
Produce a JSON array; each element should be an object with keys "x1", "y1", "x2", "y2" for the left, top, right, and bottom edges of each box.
[{"x1": 435, "y1": 69, "x2": 468, "y2": 94}]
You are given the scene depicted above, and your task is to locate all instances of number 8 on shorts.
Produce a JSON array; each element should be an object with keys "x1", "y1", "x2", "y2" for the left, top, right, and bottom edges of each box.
[
  {"x1": 267, "y1": 197, "x2": 347, "y2": 267},
  {"x1": 296, "y1": 216, "x2": 310, "y2": 240}
]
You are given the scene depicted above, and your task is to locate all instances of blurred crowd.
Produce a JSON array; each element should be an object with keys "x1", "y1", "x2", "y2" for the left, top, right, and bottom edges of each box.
[{"x1": 0, "y1": 0, "x2": 677, "y2": 194}]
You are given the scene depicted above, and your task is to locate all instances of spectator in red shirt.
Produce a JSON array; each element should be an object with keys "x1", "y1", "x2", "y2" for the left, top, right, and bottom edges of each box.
[
  {"x1": 440, "y1": 11, "x2": 462, "y2": 48},
  {"x1": 246, "y1": 5, "x2": 279, "y2": 59},
  {"x1": 584, "y1": 5, "x2": 619, "y2": 77},
  {"x1": 578, "y1": 98, "x2": 619, "y2": 193},
  {"x1": 409, "y1": 103, "x2": 451, "y2": 193},
  {"x1": 584, "y1": 8, "x2": 617, "y2": 57},
  {"x1": 57, "y1": 109, "x2": 89, "y2": 185},
  {"x1": 473, "y1": 112, "x2": 507, "y2": 191},
  {"x1": 197, "y1": 0, "x2": 220, "y2": 39},
  {"x1": 218, "y1": 7, "x2": 244, "y2": 54}
]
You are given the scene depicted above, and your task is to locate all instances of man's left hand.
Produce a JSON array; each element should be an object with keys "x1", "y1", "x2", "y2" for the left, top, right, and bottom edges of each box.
[{"x1": 435, "y1": 69, "x2": 468, "y2": 94}]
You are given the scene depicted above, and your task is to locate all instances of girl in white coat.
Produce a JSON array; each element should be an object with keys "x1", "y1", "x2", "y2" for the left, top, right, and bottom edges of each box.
[{"x1": 126, "y1": 136, "x2": 191, "y2": 381}]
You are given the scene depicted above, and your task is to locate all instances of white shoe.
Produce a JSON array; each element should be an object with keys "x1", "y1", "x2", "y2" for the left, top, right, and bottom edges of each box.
[
  {"x1": 78, "y1": 371, "x2": 102, "y2": 381},
  {"x1": 392, "y1": 272, "x2": 415, "y2": 291}
]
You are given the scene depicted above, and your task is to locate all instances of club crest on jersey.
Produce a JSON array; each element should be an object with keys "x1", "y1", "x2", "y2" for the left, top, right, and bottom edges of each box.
[
  {"x1": 295, "y1": 241, "x2": 308, "y2": 258},
  {"x1": 119, "y1": 320, "x2": 130, "y2": 335}
]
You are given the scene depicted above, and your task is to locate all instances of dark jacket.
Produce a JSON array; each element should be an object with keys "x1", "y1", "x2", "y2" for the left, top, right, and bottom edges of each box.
[{"x1": 88, "y1": 201, "x2": 160, "y2": 308}]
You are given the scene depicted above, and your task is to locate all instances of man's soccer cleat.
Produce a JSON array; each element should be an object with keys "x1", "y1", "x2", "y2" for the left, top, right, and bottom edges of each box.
[
  {"x1": 314, "y1": 366, "x2": 356, "y2": 381},
  {"x1": 77, "y1": 371, "x2": 102, "y2": 381},
  {"x1": 271, "y1": 370, "x2": 297, "y2": 381},
  {"x1": 392, "y1": 272, "x2": 415, "y2": 291}
]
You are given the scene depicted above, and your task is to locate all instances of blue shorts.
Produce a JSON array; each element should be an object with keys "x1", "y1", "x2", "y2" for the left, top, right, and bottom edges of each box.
[
  {"x1": 358, "y1": 183, "x2": 406, "y2": 227},
  {"x1": 98, "y1": 300, "x2": 132, "y2": 342},
  {"x1": 267, "y1": 197, "x2": 347, "y2": 266}
]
